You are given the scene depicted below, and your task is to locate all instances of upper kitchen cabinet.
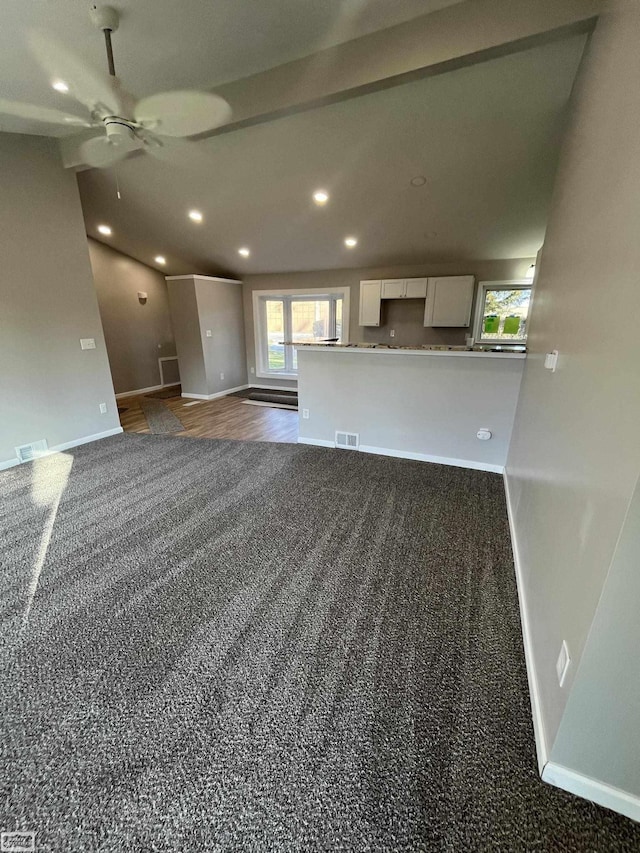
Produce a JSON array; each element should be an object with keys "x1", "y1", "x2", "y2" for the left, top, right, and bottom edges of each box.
[
  {"x1": 381, "y1": 278, "x2": 427, "y2": 299},
  {"x1": 359, "y1": 280, "x2": 382, "y2": 326},
  {"x1": 424, "y1": 276, "x2": 475, "y2": 327}
]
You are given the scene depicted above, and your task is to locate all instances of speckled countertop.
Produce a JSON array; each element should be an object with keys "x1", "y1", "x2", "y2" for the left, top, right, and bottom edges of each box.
[{"x1": 283, "y1": 342, "x2": 527, "y2": 359}]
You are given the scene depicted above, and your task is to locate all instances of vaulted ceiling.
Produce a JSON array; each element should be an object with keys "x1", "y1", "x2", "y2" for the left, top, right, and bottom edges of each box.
[{"x1": 0, "y1": 1, "x2": 596, "y2": 275}]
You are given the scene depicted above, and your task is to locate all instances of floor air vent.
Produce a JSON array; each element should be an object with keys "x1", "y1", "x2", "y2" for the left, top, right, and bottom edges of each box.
[
  {"x1": 15, "y1": 440, "x2": 48, "y2": 463},
  {"x1": 335, "y1": 431, "x2": 359, "y2": 450}
]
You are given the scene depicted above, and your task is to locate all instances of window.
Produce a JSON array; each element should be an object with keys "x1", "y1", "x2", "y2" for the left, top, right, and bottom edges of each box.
[
  {"x1": 474, "y1": 280, "x2": 532, "y2": 344},
  {"x1": 253, "y1": 288, "x2": 349, "y2": 377}
]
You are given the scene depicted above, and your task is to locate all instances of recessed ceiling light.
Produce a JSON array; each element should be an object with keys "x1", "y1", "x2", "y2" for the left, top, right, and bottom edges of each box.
[
  {"x1": 344, "y1": 236, "x2": 358, "y2": 248},
  {"x1": 410, "y1": 175, "x2": 427, "y2": 187},
  {"x1": 154, "y1": 255, "x2": 166, "y2": 265},
  {"x1": 313, "y1": 190, "x2": 329, "y2": 205},
  {"x1": 52, "y1": 80, "x2": 69, "y2": 93},
  {"x1": 188, "y1": 210, "x2": 203, "y2": 223},
  {"x1": 238, "y1": 247, "x2": 250, "y2": 257},
  {"x1": 97, "y1": 224, "x2": 112, "y2": 236}
]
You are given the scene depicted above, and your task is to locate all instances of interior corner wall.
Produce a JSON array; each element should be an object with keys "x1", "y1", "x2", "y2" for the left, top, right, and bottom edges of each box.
[
  {"x1": 193, "y1": 279, "x2": 247, "y2": 396},
  {"x1": 505, "y1": 0, "x2": 640, "y2": 771},
  {"x1": 242, "y1": 258, "x2": 533, "y2": 390},
  {"x1": 166, "y1": 280, "x2": 207, "y2": 397},
  {"x1": 550, "y1": 472, "x2": 640, "y2": 799},
  {"x1": 0, "y1": 133, "x2": 120, "y2": 467},
  {"x1": 88, "y1": 239, "x2": 176, "y2": 395}
]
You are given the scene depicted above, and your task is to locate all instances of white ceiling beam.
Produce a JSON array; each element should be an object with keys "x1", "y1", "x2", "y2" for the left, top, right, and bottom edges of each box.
[{"x1": 60, "y1": 0, "x2": 600, "y2": 169}]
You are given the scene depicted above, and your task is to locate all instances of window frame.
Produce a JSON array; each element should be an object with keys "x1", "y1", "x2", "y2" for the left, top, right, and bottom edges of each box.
[
  {"x1": 252, "y1": 287, "x2": 350, "y2": 379},
  {"x1": 473, "y1": 279, "x2": 532, "y2": 345}
]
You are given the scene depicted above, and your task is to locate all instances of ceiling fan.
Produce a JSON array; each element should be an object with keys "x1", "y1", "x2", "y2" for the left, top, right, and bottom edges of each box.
[{"x1": 0, "y1": 4, "x2": 232, "y2": 168}]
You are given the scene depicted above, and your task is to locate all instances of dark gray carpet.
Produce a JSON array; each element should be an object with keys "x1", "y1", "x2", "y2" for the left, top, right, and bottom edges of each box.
[
  {"x1": 1, "y1": 433, "x2": 639, "y2": 852},
  {"x1": 139, "y1": 395, "x2": 184, "y2": 433}
]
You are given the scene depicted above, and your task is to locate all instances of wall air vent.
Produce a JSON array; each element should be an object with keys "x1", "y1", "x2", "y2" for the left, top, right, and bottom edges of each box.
[
  {"x1": 335, "y1": 431, "x2": 359, "y2": 450},
  {"x1": 15, "y1": 439, "x2": 48, "y2": 463}
]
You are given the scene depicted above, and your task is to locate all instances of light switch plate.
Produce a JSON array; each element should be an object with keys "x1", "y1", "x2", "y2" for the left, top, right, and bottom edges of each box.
[
  {"x1": 206, "y1": 330, "x2": 212, "y2": 337},
  {"x1": 80, "y1": 338, "x2": 96, "y2": 350},
  {"x1": 544, "y1": 350, "x2": 559, "y2": 372}
]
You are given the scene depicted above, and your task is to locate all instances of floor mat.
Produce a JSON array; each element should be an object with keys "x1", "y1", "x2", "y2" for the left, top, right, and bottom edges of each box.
[
  {"x1": 144, "y1": 384, "x2": 182, "y2": 400},
  {"x1": 139, "y1": 396, "x2": 184, "y2": 433}
]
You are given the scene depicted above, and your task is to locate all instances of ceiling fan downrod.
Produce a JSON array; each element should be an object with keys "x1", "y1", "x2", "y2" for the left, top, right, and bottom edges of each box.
[{"x1": 89, "y1": 4, "x2": 120, "y2": 77}]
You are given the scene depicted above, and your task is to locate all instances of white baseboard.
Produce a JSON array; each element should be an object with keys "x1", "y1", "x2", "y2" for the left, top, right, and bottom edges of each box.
[
  {"x1": 297, "y1": 438, "x2": 504, "y2": 473},
  {"x1": 115, "y1": 384, "x2": 164, "y2": 399},
  {"x1": 0, "y1": 427, "x2": 124, "y2": 472},
  {"x1": 0, "y1": 457, "x2": 20, "y2": 471},
  {"x1": 503, "y1": 469, "x2": 549, "y2": 772},
  {"x1": 181, "y1": 383, "x2": 250, "y2": 401},
  {"x1": 360, "y1": 444, "x2": 504, "y2": 473},
  {"x1": 297, "y1": 437, "x2": 335, "y2": 448},
  {"x1": 51, "y1": 427, "x2": 123, "y2": 453},
  {"x1": 242, "y1": 400, "x2": 297, "y2": 411},
  {"x1": 543, "y1": 762, "x2": 640, "y2": 824}
]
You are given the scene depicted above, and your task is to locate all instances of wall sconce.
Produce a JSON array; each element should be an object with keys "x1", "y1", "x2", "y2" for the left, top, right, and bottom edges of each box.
[{"x1": 137, "y1": 291, "x2": 148, "y2": 304}]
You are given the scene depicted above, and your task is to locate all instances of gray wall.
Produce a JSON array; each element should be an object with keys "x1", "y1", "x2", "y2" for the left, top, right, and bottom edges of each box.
[
  {"x1": 194, "y1": 278, "x2": 247, "y2": 396},
  {"x1": 0, "y1": 133, "x2": 119, "y2": 467},
  {"x1": 167, "y1": 277, "x2": 247, "y2": 398},
  {"x1": 166, "y1": 280, "x2": 207, "y2": 396},
  {"x1": 243, "y1": 258, "x2": 534, "y2": 388},
  {"x1": 298, "y1": 349, "x2": 524, "y2": 471},
  {"x1": 505, "y1": 0, "x2": 640, "y2": 767},
  {"x1": 88, "y1": 239, "x2": 176, "y2": 395},
  {"x1": 550, "y1": 472, "x2": 640, "y2": 794}
]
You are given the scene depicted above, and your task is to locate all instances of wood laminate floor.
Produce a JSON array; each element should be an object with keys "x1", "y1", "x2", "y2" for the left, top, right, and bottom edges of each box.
[{"x1": 118, "y1": 389, "x2": 299, "y2": 443}]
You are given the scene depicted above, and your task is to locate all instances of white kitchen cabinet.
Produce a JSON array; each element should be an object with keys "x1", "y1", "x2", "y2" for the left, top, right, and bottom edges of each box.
[
  {"x1": 359, "y1": 280, "x2": 382, "y2": 326},
  {"x1": 424, "y1": 275, "x2": 475, "y2": 327},
  {"x1": 405, "y1": 278, "x2": 428, "y2": 298},
  {"x1": 381, "y1": 278, "x2": 427, "y2": 299},
  {"x1": 381, "y1": 279, "x2": 405, "y2": 299}
]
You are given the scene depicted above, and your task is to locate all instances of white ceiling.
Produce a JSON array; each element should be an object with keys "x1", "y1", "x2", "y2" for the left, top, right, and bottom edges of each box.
[
  {"x1": 75, "y1": 35, "x2": 587, "y2": 275},
  {"x1": 0, "y1": 0, "x2": 463, "y2": 137}
]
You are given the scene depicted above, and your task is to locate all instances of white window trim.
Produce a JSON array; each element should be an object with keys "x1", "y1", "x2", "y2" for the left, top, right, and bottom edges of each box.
[
  {"x1": 252, "y1": 287, "x2": 350, "y2": 379},
  {"x1": 473, "y1": 279, "x2": 531, "y2": 345}
]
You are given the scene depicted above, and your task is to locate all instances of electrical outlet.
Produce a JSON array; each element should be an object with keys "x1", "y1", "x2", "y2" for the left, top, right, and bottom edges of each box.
[
  {"x1": 390, "y1": 329, "x2": 395, "y2": 338},
  {"x1": 220, "y1": 372, "x2": 224, "y2": 380},
  {"x1": 302, "y1": 408, "x2": 309, "y2": 419},
  {"x1": 250, "y1": 367, "x2": 255, "y2": 374},
  {"x1": 99, "y1": 402, "x2": 107, "y2": 414},
  {"x1": 556, "y1": 640, "x2": 571, "y2": 687}
]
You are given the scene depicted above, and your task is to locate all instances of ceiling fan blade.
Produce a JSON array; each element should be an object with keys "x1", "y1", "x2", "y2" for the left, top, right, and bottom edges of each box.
[
  {"x1": 134, "y1": 91, "x2": 231, "y2": 138},
  {"x1": 0, "y1": 97, "x2": 92, "y2": 127},
  {"x1": 79, "y1": 135, "x2": 132, "y2": 169},
  {"x1": 28, "y1": 29, "x2": 120, "y2": 115},
  {"x1": 141, "y1": 134, "x2": 214, "y2": 171}
]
